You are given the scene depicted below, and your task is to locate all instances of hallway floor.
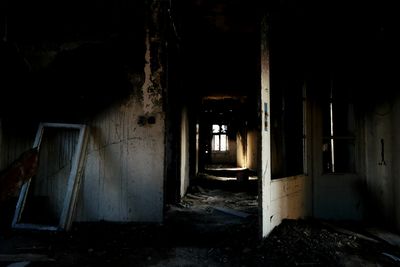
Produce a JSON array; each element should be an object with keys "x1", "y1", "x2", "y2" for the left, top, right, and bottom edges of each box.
[{"x1": 1, "y1": 177, "x2": 400, "y2": 266}]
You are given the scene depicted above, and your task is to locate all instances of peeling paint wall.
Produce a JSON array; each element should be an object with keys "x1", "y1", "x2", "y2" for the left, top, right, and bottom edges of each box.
[
  {"x1": 270, "y1": 175, "x2": 311, "y2": 228},
  {"x1": 0, "y1": 0, "x2": 167, "y2": 224},
  {"x1": 75, "y1": 95, "x2": 165, "y2": 222},
  {"x1": 75, "y1": 1, "x2": 166, "y2": 221},
  {"x1": 142, "y1": 30, "x2": 163, "y2": 114},
  {"x1": 260, "y1": 16, "x2": 272, "y2": 237}
]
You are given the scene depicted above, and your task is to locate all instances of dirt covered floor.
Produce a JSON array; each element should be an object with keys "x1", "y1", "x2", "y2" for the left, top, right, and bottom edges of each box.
[{"x1": 1, "y1": 176, "x2": 400, "y2": 266}]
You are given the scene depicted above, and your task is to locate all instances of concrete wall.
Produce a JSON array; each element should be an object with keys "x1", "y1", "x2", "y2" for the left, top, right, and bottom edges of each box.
[
  {"x1": 270, "y1": 175, "x2": 311, "y2": 229},
  {"x1": 180, "y1": 107, "x2": 190, "y2": 198}
]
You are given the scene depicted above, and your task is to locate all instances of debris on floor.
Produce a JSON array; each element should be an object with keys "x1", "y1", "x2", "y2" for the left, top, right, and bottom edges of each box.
[
  {"x1": 1, "y1": 177, "x2": 400, "y2": 266},
  {"x1": 0, "y1": 254, "x2": 53, "y2": 263},
  {"x1": 259, "y1": 219, "x2": 400, "y2": 267},
  {"x1": 213, "y1": 206, "x2": 251, "y2": 218}
]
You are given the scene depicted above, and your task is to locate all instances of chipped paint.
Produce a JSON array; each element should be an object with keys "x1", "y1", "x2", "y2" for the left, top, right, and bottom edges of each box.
[
  {"x1": 142, "y1": 29, "x2": 163, "y2": 114},
  {"x1": 0, "y1": 0, "x2": 167, "y2": 225},
  {"x1": 71, "y1": 13, "x2": 167, "y2": 221},
  {"x1": 74, "y1": 99, "x2": 165, "y2": 223},
  {"x1": 260, "y1": 15, "x2": 272, "y2": 238}
]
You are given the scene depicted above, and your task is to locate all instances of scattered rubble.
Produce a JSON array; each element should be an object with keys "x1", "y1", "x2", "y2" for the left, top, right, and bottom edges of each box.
[{"x1": 1, "y1": 177, "x2": 400, "y2": 266}]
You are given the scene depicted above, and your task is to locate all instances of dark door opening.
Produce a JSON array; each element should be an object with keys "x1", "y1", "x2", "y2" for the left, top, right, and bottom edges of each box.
[{"x1": 165, "y1": 0, "x2": 261, "y2": 205}]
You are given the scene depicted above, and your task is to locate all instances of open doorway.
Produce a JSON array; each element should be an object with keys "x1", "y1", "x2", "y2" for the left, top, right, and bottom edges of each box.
[
  {"x1": 197, "y1": 97, "x2": 258, "y2": 182},
  {"x1": 166, "y1": 94, "x2": 261, "y2": 238},
  {"x1": 164, "y1": 0, "x2": 262, "y2": 239},
  {"x1": 165, "y1": 0, "x2": 261, "y2": 196},
  {"x1": 164, "y1": 95, "x2": 261, "y2": 249}
]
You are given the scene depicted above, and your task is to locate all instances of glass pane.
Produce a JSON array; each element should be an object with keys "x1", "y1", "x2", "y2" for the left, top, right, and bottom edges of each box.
[
  {"x1": 221, "y1": 125, "x2": 227, "y2": 134},
  {"x1": 332, "y1": 102, "x2": 355, "y2": 136},
  {"x1": 212, "y1": 124, "x2": 220, "y2": 133},
  {"x1": 20, "y1": 128, "x2": 80, "y2": 226},
  {"x1": 322, "y1": 139, "x2": 333, "y2": 173},
  {"x1": 322, "y1": 98, "x2": 332, "y2": 137},
  {"x1": 220, "y1": 134, "x2": 227, "y2": 151},
  {"x1": 334, "y1": 139, "x2": 355, "y2": 173},
  {"x1": 212, "y1": 135, "x2": 220, "y2": 151},
  {"x1": 323, "y1": 138, "x2": 355, "y2": 173},
  {"x1": 332, "y1": 86, "x2": 355, "y2": 137}
]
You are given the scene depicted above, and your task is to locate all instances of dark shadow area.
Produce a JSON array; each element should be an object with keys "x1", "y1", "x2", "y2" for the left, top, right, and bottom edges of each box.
[
  {"x1": 1, "y1": 172, "x2": 400, "y2": 266},
  {"x1": 2, "y1": 216, "x2": 400, "y2": 266},
  {"x1": 0, "y1": 198, "x2": 17, "y2": 233},
  {"x1": 0, "y1": 39, "x2": 139, "y2": 121}
]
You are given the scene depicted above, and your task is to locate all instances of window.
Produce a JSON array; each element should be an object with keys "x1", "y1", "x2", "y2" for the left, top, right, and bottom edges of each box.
[
  {"x1": 212, "y1": 124, "x2": 228, "y2": 152},
  {"x1": 322, "y1": 84, "x2": 355, "y2": 173}
]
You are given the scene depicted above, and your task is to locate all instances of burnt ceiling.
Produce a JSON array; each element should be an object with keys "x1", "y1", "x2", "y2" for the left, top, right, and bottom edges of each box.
[
  {"x1": 0, "y1": 0, "x2": 397, "y2": 119},
  {"x1": 171, "y1": 0, "x2": 397, "y2": 100}
]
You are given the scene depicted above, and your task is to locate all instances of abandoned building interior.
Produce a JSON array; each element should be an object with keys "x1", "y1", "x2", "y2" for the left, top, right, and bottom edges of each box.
[{"x1": 1, "y1": 0, "x2": 400, "y2": 265}]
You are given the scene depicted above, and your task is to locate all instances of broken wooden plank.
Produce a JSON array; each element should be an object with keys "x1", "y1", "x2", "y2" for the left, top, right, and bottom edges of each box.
[
  {"x1": 0, "y1": 254, "x2": 54, "y2": 262},
  {"x1": 6, "y1": 261, "x2": 31, "y2": 267},
  {"x1": 213, "y1": 206, "x2": 250, "y2": 218},
  {"x1": 365, "y1": 228, "x2": 400, "y2": 247},
  {"x1": 382, "y1": 252, "x2": 400, "y2": 262},
  {"x1": 185, "y1": 193, "x2": 207, "y2": 200}
]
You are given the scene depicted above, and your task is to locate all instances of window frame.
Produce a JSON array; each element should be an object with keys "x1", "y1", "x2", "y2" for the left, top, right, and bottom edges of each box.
[
  {"x1": 322, "y1": 85, "x2": 356, "y2": 174},
  {"x1": 211, "y1": 124, "x2": 229, "y2": 152},
  {"x1": 12, "y1": 123, "x2": 89, "y2": 231}
]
